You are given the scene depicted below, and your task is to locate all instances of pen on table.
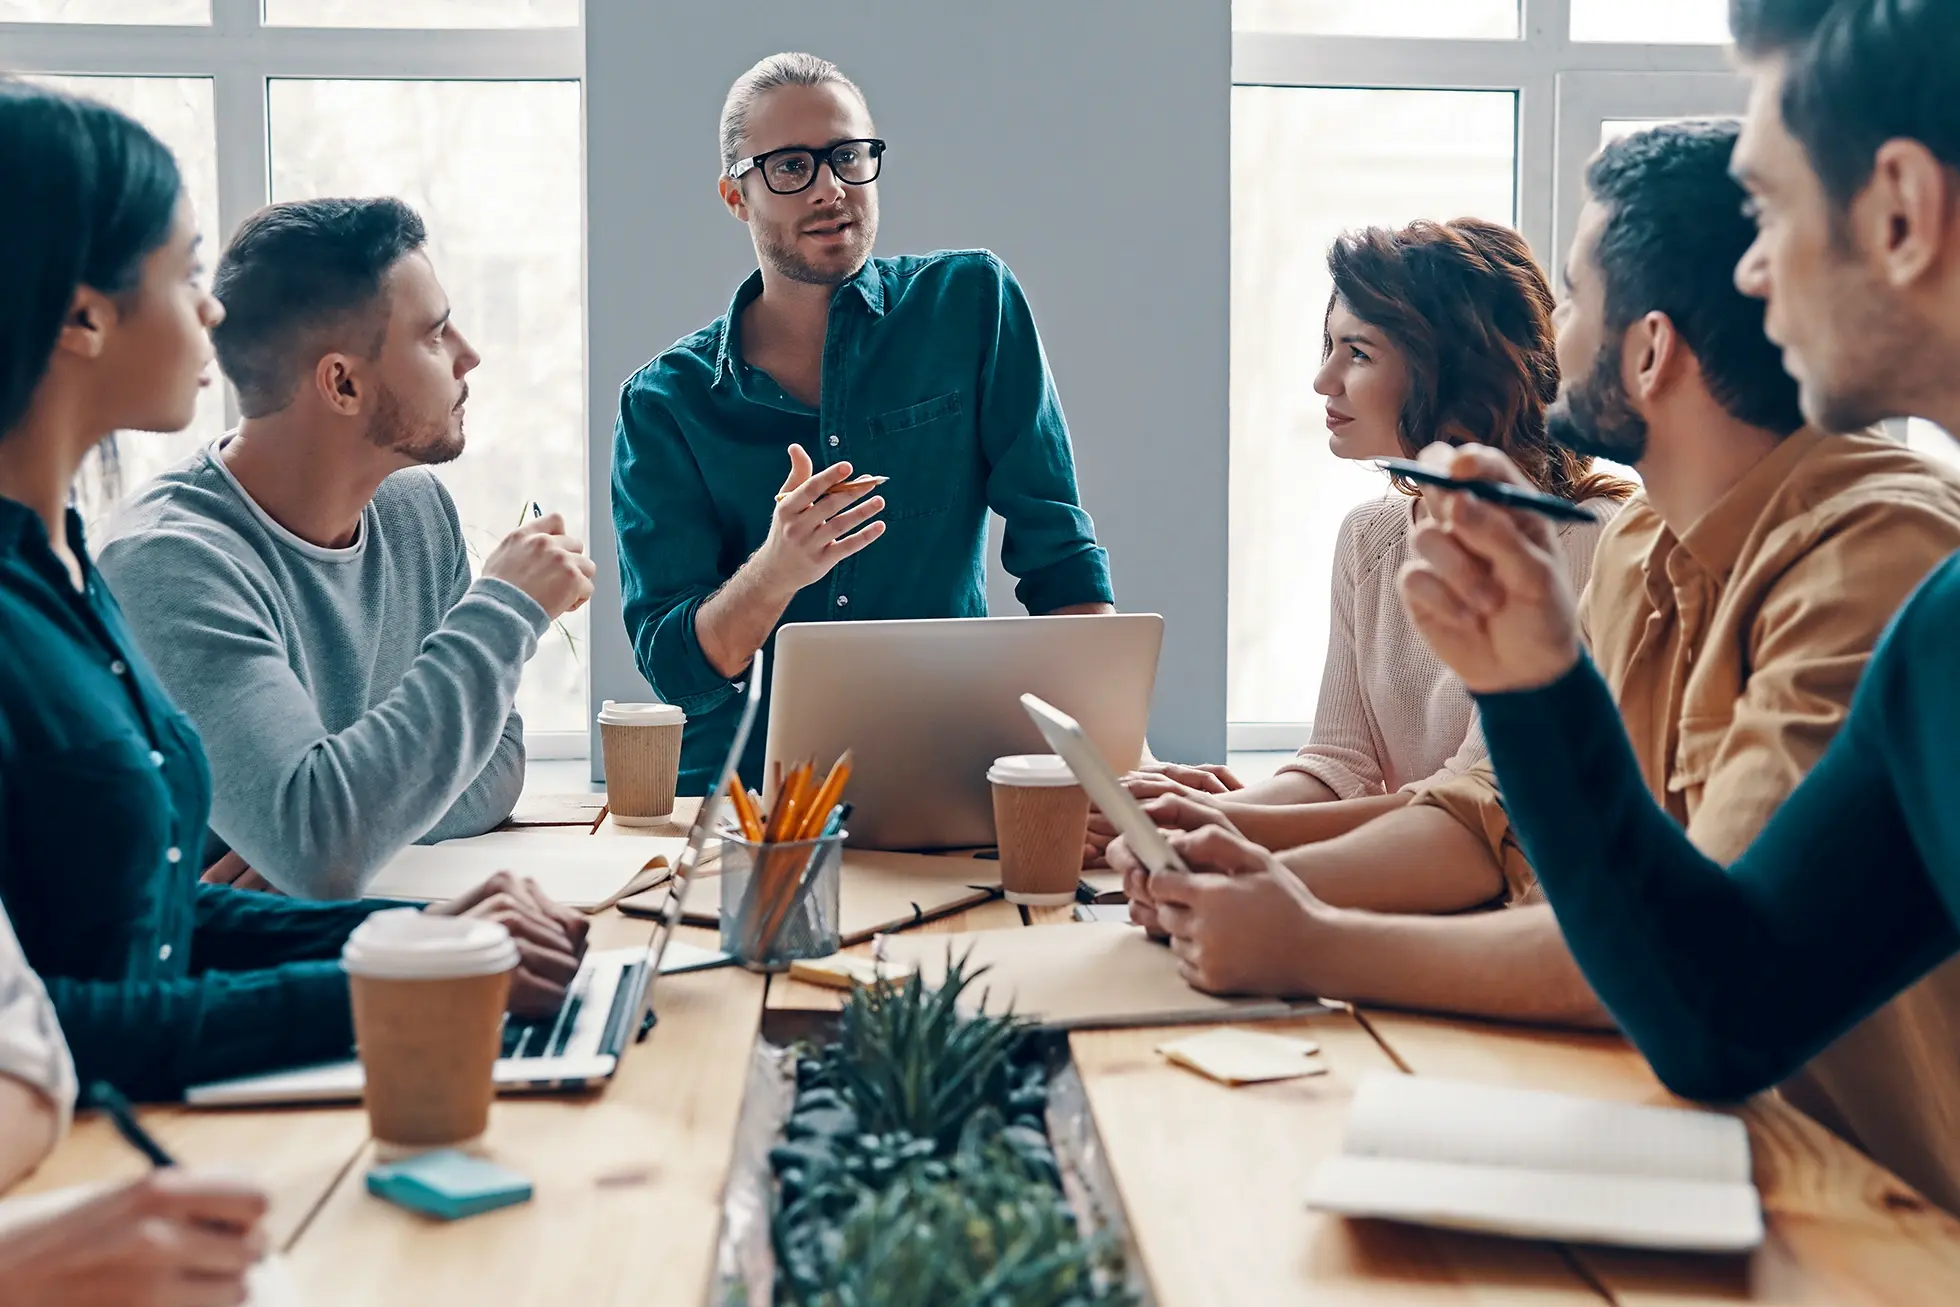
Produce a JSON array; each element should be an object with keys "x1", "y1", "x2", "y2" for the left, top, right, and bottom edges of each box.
[{"x1": 88, "y1": 1081, "x2": 175, "y2": 1168}]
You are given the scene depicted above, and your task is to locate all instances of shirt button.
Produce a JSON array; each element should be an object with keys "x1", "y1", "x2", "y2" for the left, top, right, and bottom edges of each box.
[
  {"x1": 149, "y1": 750, "x2": 165, "y2": 768},
  {"x1": 165, "y1": 847, "x2": 182, "y2": 865},
  {"x1": 158, "y1": 943, "x2": 173, "y2": 962},
  {"x1": 836, "y1": 594, "x2": 850, "y2": 608},
  {"x1": 109, "y1": 660, "x2": 127, "y2": 676},
  {"x1": 828, "y1": 434, "x2": 840, "y2": 448}
]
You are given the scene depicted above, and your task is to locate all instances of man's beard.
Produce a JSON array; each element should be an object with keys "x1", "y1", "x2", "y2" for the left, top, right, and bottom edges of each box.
[
  {"x1": 755, "y1": 211, "x2": 875, "y2": 287},
  {"x1": 368, "y1": 379, "x2": 465, "y2": 466},
  {"x1": 1547, "y1": 340, "x2": 1648, "y2": 464}
]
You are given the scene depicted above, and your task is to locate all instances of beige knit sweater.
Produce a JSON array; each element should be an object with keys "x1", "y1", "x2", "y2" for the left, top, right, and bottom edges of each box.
[{"x1": 1278, "y1": 492, "x2": 1622, "y2": 798}]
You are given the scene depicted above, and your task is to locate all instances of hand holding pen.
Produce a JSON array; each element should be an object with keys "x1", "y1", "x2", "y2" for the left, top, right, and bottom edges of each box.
[
  {"x1": 0, "y1": 1084, "x2": 272, "y2": 1307},
  {"x1": 481, "y1": 499, "x2": 596, "y2": 620}
]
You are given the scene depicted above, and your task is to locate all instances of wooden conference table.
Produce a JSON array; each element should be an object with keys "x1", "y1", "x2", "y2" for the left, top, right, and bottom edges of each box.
[{"x1": 22, "y1": 794, "x2": 1960, "y2": 1305}]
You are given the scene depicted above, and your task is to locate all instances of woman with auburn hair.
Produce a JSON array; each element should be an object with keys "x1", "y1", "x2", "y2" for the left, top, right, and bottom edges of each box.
[{"x1": 1104, "y1": 218, "x2": 1634, "y2": 856}]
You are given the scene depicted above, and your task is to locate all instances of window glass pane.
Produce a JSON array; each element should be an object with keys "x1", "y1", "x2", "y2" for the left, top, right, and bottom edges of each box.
[
  {"x1": 1909, "y1": 420, "x2": 1960, "y2": 475},
  {"x1": 1231, "y1": 87, "x2": 1516, "y2": 726},
  {"x1": 0, "y1": 0, "x2": 207, "y2": 22},
  {"x1": 1234, "y1": 0, "x2": 1515, "y2": 39},
  {"x1": 1572, "y1": 0, "x2": 1730, "y2": 44},
  {"x1": 264, "y1": 0, "x2": 574, "y2": 26},
  {"x1": 25, "y1": 76, "x2": 222, "y2": 519},
  {"x1": 1601, "y1": 116, "x2": 1730, "y2": 148},
  {"x1": 270, "y1": 79, "x2": 586, "y2": 732}
]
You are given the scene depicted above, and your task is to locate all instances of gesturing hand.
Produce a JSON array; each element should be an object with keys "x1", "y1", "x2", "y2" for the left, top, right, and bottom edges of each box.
[
  {"x1": 1397, "y1": 442, "x2": 1583, "y2": 695},
  {"x1": 758, "y1": 445, "x2": 887, "y2": 595},
  {"x1": 426, "y1": 871, "x2": 590, "y2": 1019},
  {"x1": 0, "y1": 1170, "x2": 269, "y2": 1307}
]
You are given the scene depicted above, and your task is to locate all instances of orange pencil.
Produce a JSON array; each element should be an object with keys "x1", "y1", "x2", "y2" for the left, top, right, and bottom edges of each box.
[
  {"x1": 793, "y1": 751, "x2": 853, "y2": 842},
  {"x1": 767, "y1": 761, "x2": 813, "y2": 844},
  {"x1": 726, "y1": 779, "x2": 765, "y2": 844}
]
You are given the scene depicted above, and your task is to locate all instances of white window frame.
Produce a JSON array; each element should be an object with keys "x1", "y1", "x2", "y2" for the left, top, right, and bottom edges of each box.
[
  {"x1": 0, "y1": 0, "x2": 590, "y2": 758},
  {"x1": 1228, "y1": 0, "x2": 1745, "y2": 752}
]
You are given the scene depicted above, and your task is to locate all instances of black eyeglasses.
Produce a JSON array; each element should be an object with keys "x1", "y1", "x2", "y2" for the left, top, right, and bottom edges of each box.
[{"x1": 727, "y1": 138, "x2": 886, "y2": 195}]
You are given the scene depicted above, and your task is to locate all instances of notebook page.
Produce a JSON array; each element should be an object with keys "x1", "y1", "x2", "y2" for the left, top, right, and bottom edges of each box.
[
  {"x1": 1342, "y1": 1074, "x2": 1752, "y2": 1186},
  {"x1": 1306, "y1": 1154, "x2": 1763, "y2": 1253},
  {"x1": 365, "y1": 832, "x2": 684, "y2": 907}
]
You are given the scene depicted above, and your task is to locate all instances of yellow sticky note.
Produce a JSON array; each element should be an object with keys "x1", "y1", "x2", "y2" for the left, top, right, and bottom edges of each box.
[
  {"x1": 787, "y1": 954, "x2": 916, "y2": 991},
  {"x1": 1156, "y1": 1026, "x2": 1326, "y2": 1086}
]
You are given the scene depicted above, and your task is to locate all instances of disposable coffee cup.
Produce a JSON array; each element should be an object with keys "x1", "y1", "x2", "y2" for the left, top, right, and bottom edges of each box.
[
  {"x1": 988, "y1": 754, "x2": 1091, "y2": 907},
  {"x1": 598, "y1": 701, "x2": 685, "y2": 825},
  {"x1": 342, "y1": 909, "x2": 518, "y2": 1151}
]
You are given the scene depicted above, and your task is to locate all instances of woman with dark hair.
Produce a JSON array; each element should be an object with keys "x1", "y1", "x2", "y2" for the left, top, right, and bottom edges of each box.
[
  {"x1": 0, "y1": 82, "x2": 582, "y2": 1098},
  {"x1": 1117, "y1": 219, "x2": 1633, "y2": 852}
]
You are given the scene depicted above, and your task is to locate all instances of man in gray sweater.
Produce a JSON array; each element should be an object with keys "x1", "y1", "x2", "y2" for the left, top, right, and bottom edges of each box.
[{"x1": 99, "y1": 197, "x2": 597, "y2": 900}]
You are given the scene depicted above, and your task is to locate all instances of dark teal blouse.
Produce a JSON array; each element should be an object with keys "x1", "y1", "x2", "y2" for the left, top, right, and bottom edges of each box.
[{"x1": 0, "y1": 496, "x2": 387, "y2": 1100}]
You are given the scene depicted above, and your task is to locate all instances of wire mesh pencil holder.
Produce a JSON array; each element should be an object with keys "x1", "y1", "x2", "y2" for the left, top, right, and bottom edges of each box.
[{"x1": 720, "y1": 832, "x2": 845, "y2": 971}]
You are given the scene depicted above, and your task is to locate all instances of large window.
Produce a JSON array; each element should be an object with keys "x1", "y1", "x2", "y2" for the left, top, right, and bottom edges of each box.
[
  {"x1": 1229, "y1": 0, "x2": 1743, "y2": 747},
  {"x1": 2, "y1": 1, "x2": 587, "y2": 751}
]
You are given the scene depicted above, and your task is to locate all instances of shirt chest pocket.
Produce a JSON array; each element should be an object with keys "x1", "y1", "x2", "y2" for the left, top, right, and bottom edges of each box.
[
  {"x1": 1665, "y1": 718, "x2": 1725, "y2": 807},
  {"x1": 857, "y1": 391, "x2": 974, "y2": 521}
]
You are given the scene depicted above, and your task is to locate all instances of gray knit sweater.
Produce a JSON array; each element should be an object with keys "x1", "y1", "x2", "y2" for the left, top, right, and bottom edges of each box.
[{"x1": 97, "y1": 444, "x2": 546, "y2": 899}]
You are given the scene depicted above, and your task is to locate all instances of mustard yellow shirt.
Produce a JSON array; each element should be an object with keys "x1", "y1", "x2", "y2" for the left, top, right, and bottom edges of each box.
[{"x1": 1412, "y1": 427, "x2": 1960, "y2": 1214}]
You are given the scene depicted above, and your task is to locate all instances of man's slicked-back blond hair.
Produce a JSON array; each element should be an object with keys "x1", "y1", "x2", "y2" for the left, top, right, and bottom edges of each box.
[{"x1": 718, "y1": 52, "x2": 868, "y2": 172}]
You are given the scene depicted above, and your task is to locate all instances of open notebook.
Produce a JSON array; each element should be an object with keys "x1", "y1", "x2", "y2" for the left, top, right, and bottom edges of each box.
[{"x1": 1306, "y1": 1074, "x2": 1763, "y2": 1253}]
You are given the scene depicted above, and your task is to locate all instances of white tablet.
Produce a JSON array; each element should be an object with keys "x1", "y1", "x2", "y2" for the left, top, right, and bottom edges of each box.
[{"x1": 1020, "y1": 693, "x2": 1191, "y2": 878}]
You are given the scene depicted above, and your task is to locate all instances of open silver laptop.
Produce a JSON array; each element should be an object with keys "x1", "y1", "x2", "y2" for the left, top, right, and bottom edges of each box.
[
  {"x1": 765, "y1": 614, "x2": 1162, "y2": 850},
  {"x1": 186, "y1": 658, "x2": 764, "y2": 1107}
]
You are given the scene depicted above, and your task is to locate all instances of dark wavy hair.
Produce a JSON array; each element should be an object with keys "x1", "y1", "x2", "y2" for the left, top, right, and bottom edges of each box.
[
  {"x1": 1326, "y1": 217, "x2": 1636, "y2": 504},
  {"x1": 0, "y1": 80, "x2": 182, "y2": 438}
]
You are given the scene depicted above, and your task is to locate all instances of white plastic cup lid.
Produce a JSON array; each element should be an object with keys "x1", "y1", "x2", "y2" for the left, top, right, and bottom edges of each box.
[
  {"x1": 341, "y1": 908, "x2": 520, "y2": 980},
  {"x1": 987, "y1": 754, "x2": 1080, "y2": 788},
  {"x1": 596, "y1": 700, "x2": 686, "y2": 728}
]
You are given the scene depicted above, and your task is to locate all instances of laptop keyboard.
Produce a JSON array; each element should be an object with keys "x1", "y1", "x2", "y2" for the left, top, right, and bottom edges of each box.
[
  {"x1": 496, "y1": 953, "x2": 646, "y2": 1063},
  {"x1": 501, "y1": 966, "x2": 591, "y2": 1061}
]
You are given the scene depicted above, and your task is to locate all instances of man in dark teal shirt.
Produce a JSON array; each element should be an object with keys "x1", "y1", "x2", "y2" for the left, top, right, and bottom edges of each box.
[{"x1": 611, "y1": 52, "x2": 1114, "y2": 792}]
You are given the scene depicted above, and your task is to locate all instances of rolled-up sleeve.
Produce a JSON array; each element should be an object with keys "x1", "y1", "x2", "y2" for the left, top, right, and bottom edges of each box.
[
  {"x1": 1407, "y1": 764, "x2": 1537, "y2": 904},
  {"x1": 611, "y1": 374, "x2": 744, "y2": 718},
  {"x1": 974, "y1": 256, "x2": 1114, "y2": 614}
]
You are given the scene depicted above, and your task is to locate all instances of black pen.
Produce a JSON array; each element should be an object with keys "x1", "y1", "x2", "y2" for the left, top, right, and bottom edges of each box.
[
  {"x1": 88, "y1": 1081, "x2": 175, "y2": 1168},
  {"x1": 1376, "y1": 457, "x2": 1599, "y2": 525}
]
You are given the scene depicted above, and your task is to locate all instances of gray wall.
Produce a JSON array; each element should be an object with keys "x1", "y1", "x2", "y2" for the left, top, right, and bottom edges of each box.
[{"x1": 585, "y1": 0, "x2": 1230, "y2": 777}]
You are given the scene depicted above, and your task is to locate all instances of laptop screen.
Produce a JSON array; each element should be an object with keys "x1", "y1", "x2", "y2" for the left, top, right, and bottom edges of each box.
[{"x1": 632, "y1": 652, "x2": 766, "y2": 1039}]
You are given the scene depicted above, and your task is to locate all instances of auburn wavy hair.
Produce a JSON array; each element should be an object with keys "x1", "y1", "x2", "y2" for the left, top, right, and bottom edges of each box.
[{"x1": 1326, "y1": 217, "x2": 1635, "y2": 505}]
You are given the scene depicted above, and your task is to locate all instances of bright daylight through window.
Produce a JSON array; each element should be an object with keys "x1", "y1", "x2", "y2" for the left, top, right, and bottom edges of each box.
[
  {"x1": 3, "y1": 1, "x2": 588, "y2": 744},
  {"x1": 1228, "y1": 0, "x2": 1741, "y2": 746}
]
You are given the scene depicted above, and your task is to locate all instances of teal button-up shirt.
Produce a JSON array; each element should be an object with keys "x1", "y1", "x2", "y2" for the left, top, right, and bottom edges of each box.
[
  {"x1": 0, "y1": 496, "x2": 389, "y2": 1100},
  {"x1": 612, "y1": 250, "x2": 1114, "y2": 791}
]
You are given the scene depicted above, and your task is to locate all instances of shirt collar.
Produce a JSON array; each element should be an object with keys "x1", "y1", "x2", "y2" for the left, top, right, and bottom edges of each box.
[
  {"x1": 1675, "y1": 427, "x2": 1828, "y2": 581},
  {"x1": 711, "y1": 259, "x2": 887, "y2": 389},
  {"x1": 0, "y1": 496, "x2": 87, "y2": 559}
]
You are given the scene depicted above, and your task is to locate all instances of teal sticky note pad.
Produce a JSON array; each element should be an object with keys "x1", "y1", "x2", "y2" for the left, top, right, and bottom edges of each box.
[{"x1": 366, "y1": 1150, "x2": 533, "y2": 1221}]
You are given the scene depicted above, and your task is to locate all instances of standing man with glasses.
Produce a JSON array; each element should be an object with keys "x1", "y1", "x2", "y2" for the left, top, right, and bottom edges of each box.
[{"x1": 612, "y1": 52, "x2": 1116, "y2": 793}]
